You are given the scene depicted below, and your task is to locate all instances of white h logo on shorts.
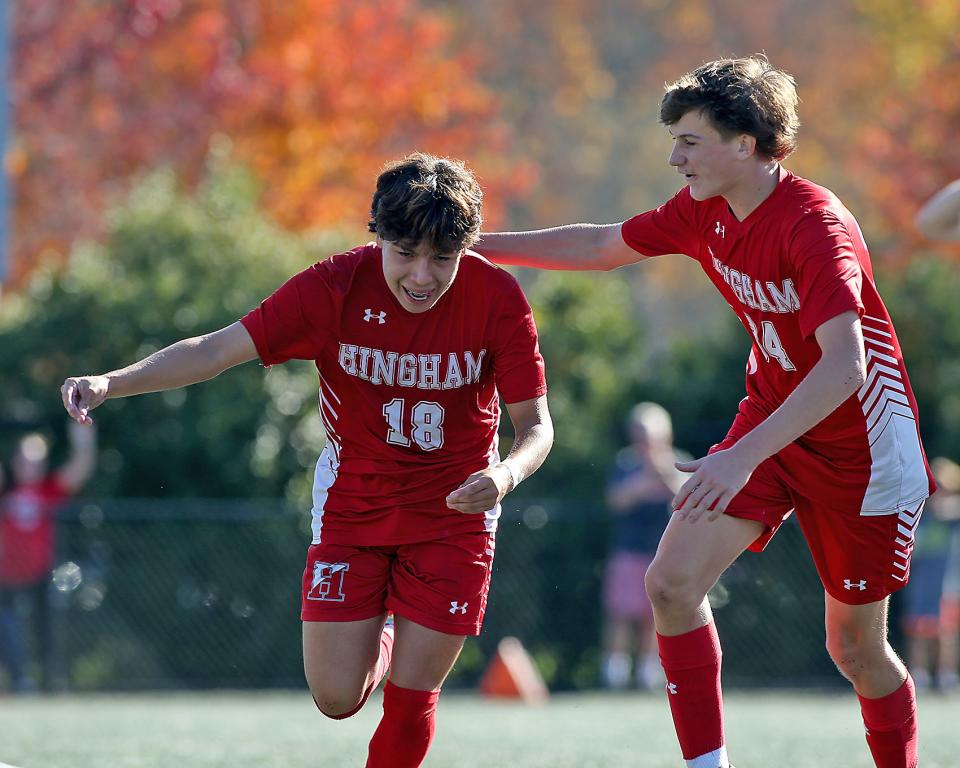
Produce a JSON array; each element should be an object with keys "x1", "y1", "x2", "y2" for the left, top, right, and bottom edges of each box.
[
  {"x1": 307, "y1": 561, "x2": 349, "y2": 601},
  {"x1": 449, "y1": 601, "x2": 468, "y2": 614}
]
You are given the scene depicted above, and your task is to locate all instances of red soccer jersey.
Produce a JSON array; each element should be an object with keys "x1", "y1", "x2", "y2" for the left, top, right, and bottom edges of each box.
[
  {"x1": 0, "y1": 475, "x2": 69, "y2": 585},
  {"x1": 241, "y1": 245, "x2": 547, "y2": 546},
  {"x1": 621, "y1": 170, "x2": 934, "y2": 513}
]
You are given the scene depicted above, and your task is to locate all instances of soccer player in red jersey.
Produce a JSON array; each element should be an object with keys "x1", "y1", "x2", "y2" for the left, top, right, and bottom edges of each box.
[
  {"x1": 60, "y1": 153, "x2": 554, "y2": 768},
  {"x1": 478, "y1": 57, "x2": 932, "y2": 768}
]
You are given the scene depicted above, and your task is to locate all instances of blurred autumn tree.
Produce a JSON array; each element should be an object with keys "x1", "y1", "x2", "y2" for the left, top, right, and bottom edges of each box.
[
  {"x1": 0, "y1": 161, "x2": 326, "y2": 501},
  {"x1": 9, "y1": 0, "x2": 534, "y2": 286},
  {"x1": 451, "y1": 0, "x2": 960, "y2": 261}
]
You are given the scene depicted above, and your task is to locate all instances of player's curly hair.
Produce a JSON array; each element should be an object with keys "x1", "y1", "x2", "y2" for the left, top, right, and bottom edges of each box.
[
  {"x1": 660, "y1": 56, "x2": 800, "y2": 161},
  {"x1": 368, "y1": 152, "x2": 483, "y2": 253}
]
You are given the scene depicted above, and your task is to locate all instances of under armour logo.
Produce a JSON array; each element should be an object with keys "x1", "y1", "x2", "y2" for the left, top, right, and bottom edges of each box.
[
  {"x1": 449, "y1": 601, "x2": 468, "y2": 614},
  {"x1": 715, "y1": 221, "x2": 725, "y2": 238},
  {"x1": 843, "y1": 579, "x2": 867, "y2": 591},
  {"x1": 666, "y1": 682, "x2": 678, "y2": 695},
  {"x1": 363, "y1": 309, "x2": 386, "y2": 324}
]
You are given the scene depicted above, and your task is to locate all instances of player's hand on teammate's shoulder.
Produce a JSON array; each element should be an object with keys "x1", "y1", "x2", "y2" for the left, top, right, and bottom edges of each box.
[
  {"x1": 61, "y1": 375, "x2": 111, "y2": 426},
  {"x1": 671, "y1": 448, "x2": 754, "y2": 524},
  {"x1": 446, "y1": 465, "x2": 513, "y2": 514}
]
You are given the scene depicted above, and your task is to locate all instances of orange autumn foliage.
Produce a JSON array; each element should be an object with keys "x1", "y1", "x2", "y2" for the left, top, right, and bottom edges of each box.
[{"x1": 10, "y1": 0, "x2": 535, "y2": 286}]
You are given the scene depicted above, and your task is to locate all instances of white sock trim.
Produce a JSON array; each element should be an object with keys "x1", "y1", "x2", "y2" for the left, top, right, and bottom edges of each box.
[{"x1": 685, "y1": 745, "x2": 728, "y2": 768}]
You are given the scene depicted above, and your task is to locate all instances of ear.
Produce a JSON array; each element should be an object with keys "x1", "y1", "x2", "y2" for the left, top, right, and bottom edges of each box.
[{"x1": 737, "y1": 134, "x2": 757, "y2": 159}]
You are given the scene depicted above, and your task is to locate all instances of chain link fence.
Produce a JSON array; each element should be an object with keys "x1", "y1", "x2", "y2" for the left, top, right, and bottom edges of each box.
[{"x1": 3, "y1": 497, "x2": 887, "y2": 693}]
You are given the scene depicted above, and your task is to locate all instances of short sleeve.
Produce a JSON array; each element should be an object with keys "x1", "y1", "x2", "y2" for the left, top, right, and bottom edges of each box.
[
  {"x1": 621, "y1": 188, "x2": 700, "y2": 258},
  {"x1": 240, "y1": 264, "x2": 334, "y2": 365},
  {"x1": 790, "y1": 213, "x2": 864, "y2": 341},
  {"x1": 491, "y1": 278, "x2": 548, "y2": 404}
]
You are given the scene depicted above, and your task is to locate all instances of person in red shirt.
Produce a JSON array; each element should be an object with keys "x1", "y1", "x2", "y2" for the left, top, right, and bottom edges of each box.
[
  {"x1": 0, "y1": 421, "x2": 97, "y2": 692},
  {"x1": 61, "y1": 152, "x2": 553, "y2": 768},
  {"x1": 478, "y1": 56, "x2": 931, "y2": 768}
]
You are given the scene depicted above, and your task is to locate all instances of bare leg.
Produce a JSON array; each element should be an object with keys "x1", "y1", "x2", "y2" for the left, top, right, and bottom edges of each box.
[
  {"x1": 388, "y1": 615, "x2": 466, "y2": 690},
  {"x1": 824, "y1": 595, "x2": 906, "y2": 698},
  {"x1": 643, "y1": 513, "x2": 762, "y2": 767},
  {"x1": 645, "y1": 513, "x2": 763, "y2": 635},
  {"x1": 365, "y1": 616, "x2": 467, "y2": 768},
  {"x1": 302, "y1": 615, "x2": 387, "y2": 716},
  {"x1": 826, "y1": 594, "x2": 918, "y2": 768}
]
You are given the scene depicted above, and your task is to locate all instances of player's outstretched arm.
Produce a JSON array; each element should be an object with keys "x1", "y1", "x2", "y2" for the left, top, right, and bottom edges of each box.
[
  {"x1": 476, "y1": 223, "x2": 642, "y2": 271},
  {"x1": 916, "y1": 179, "x2": 960, "y2": 241},
  {"x1": 61, "y1": 321, "x2": 259, "y2": 425},
  {"x1": 445, "y1": 395, "x2": 554, "y2": 514}
]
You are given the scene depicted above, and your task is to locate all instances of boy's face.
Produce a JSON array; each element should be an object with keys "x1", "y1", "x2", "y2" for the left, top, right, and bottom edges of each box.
[
  {"x1": 667, "y1": 109, "x2": 751, "y2": 201},
  {"x1": 379, "y1": 238, "x2": 463, "y2": 314}
]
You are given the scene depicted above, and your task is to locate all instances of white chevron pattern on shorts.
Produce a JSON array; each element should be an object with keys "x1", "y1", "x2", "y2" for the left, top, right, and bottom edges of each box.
[{"x1": 891, "y1": 502, "x2": 924, "y2": 582}]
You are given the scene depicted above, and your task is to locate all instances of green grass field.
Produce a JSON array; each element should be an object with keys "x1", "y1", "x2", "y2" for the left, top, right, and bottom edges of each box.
[{"x1": 0, "y1": 689, "x2": 954, "y2": 767}]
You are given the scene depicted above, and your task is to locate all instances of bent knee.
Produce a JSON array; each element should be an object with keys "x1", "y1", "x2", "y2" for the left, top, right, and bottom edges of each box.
[
  {"x1": 644, "y1": 560, "x2": 705, "y2": 615},
  {"x1": 309, "y1": 683, "x2": 365, "y2": 719},
  {"x1": 825, "y1": 634, "x2": 887, "y2": 679}
]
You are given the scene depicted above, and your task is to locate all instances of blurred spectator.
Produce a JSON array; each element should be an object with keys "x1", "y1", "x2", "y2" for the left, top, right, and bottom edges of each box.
[
  {"x1": 0, "y1": 421, "x2": 97, "y2": 692},
  {"x1": 601, "y1": 402, "x2": 684, "y2": 690},
  {"x1": 915, "y1": 179, "x2": 960, "y2": 241},
  {"x1": 902, "y1": 457, "x2": 960, "y2": 693}
]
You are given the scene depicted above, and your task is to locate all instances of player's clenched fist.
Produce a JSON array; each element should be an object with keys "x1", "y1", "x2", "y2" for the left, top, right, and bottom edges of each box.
[{"x1": 61, "y1": 376, "x2": 110, "y2": 425}]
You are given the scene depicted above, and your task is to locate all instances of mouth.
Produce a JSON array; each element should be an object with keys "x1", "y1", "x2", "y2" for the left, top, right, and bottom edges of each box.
[{"x1": 402, "y1": 286, "x2": 434, "y2": 303}]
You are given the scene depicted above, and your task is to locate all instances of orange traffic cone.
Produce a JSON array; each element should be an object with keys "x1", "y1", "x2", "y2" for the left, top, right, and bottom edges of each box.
[{"x1": 477, "y1": 636, "x2": 549, "y2": 704}]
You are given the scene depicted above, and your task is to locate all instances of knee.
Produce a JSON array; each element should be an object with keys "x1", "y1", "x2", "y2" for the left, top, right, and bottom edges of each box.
[
  {"x1": 825, "y1": 627, "x2": 884, "y2": 682},
  {"x1": 308, "y1": 681, "x2": 364, "y2": 719},
  {"x1": 644, "y1": 559, "x2": 705, "y2": 618}
]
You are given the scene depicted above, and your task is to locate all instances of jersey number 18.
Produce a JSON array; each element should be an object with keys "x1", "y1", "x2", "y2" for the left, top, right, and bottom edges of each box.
[{"x1": 382, "y1": 399, "x2": 446, "y2": 451}]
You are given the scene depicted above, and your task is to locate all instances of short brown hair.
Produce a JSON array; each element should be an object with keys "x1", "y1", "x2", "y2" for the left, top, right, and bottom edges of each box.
[
  {"x1": 368, "y1": 152, "x2": 483, "y2": 252},
  {"x1": 660, "y1": 56, "x2": 800, "y2": 161}
]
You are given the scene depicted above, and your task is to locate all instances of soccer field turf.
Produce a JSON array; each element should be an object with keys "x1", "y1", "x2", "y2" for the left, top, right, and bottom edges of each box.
[{"x1": 0, "y1": 689, "x2": 953, "y2": 767}]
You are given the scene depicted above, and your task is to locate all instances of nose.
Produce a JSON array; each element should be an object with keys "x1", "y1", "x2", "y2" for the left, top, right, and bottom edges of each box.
[
  {"x1": 409, "y1": 257, "x2": 432, "y2": 285},
  {"x1": 669, "y1": 144, "x2": 684, "y2": 168}
]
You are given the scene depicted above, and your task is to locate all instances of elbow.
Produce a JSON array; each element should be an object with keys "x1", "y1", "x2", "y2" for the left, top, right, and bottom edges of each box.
[
  {"x1": 539, "y1": 419, "x2": 556, "y2": 449},
  {"x1": 846, "y1": 358, "x2": 867, "y2": 396},
  {"x1": 195, "y1": 335, "x2": 232, "y2": 380}
]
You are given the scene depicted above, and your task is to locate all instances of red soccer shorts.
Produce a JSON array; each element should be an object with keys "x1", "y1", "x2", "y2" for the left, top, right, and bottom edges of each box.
[
  {"x1": 712, "y1": 410, "x2": 926, "y2": 606},
  {"x1": 300, "y1": 530, "x2": 495, "y2": 635}
]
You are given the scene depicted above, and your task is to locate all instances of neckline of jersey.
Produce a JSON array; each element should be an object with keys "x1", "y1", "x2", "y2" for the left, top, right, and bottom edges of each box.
[{"x1": 724, "y1": 166, "x2": 791, "y2": 231}]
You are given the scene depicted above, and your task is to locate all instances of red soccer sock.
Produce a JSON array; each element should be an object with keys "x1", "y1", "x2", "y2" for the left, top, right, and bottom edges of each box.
[
  {"x1": 857, "y1": 675, "x2": 918, "y2": 768},
  {"x1": 657, "y1": 622, "x2": 726, "y2": 766},
  {"x1": 366, "y1": 681, "x2": 440, "y2": 768},
  {"x1": 320, "y1": 623, "x2": 395, "y2": 720}
]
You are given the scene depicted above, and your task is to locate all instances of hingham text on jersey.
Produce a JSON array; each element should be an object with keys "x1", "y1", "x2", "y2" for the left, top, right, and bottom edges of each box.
[
  {"x1": 712, "y1": 256, "x2": 800, "y2": 313},
  {"x1": 338, "y1": 344, "x2": 487, "y2": 389}
]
